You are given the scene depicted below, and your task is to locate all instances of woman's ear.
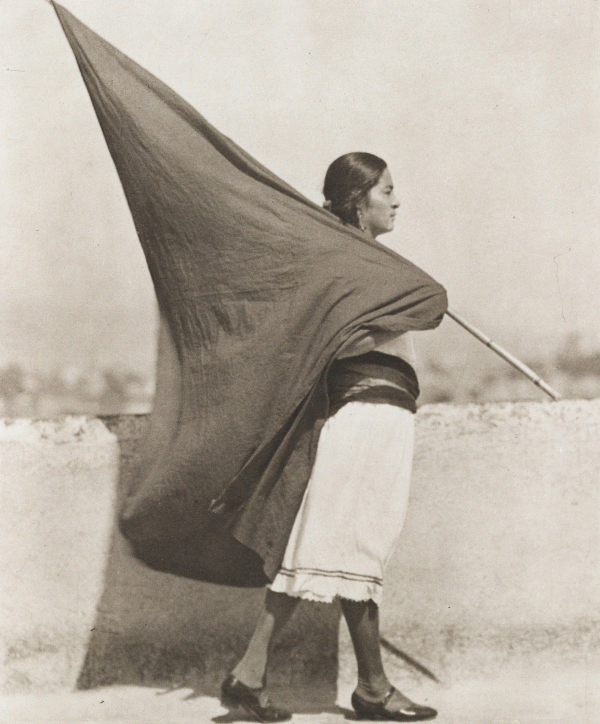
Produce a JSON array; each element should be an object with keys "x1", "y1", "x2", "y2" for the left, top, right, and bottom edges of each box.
[{"x1": 356, "y1": 206, "x2": 366, "y2": 232}]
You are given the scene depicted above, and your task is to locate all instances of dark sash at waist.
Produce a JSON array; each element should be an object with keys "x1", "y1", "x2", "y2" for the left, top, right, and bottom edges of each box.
[{"x1": 327, "y1": 350, "x2": 419, "y2": 414}]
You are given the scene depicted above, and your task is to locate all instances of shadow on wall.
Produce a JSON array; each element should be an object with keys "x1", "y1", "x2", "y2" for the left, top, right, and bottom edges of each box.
[{"x1": 79, "y1": 416, "x2": 340, "y2": 700}]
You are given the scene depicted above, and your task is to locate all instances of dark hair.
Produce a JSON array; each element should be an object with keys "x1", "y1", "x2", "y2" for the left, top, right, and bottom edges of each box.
[{"x1": 323, "y1": 152, "x2": 387, "y2": 228}]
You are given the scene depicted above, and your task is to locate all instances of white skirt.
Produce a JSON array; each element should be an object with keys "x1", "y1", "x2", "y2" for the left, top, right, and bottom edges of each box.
[{"x1": 269, "y1": 401, "x2": 414, "y2": 605}]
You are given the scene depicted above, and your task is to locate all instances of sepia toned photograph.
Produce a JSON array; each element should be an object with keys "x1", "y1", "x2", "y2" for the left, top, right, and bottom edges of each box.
[{"x1": 2, "y1": 1, "x2": 599, "y2": 722}]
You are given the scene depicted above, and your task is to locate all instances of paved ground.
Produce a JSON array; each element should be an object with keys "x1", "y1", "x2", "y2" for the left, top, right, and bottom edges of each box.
[{"x1": 1, "y1": 667, "x2": 598, "y2": 724}]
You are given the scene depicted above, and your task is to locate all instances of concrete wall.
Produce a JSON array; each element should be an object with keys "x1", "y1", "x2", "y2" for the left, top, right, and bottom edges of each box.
[
  {"x1": 0, "y1": 418, "x2": 119, "y2": 692},
  {"x1": 1, "y1": 399, "x2": 598, "y2": 696},
  {"x1": 345, "y1": 399, "x2": 600, "y2": 691}
]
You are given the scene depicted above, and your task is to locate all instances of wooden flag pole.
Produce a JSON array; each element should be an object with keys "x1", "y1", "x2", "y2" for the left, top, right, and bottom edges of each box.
[{"x1": 445, "y1": 308, "x2": 561, "y2": 401}]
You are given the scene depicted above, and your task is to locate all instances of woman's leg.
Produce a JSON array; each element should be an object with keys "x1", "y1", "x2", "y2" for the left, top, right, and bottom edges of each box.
[
  {"x1": 341, "y1": 597, "x2": 437, "y2": 720},
  {"x1": 340, "y1": 597, "x2": 392, "y2": 700},
  {"x1": 232, "y1": 589, "x2": 301, "y2": 689}
]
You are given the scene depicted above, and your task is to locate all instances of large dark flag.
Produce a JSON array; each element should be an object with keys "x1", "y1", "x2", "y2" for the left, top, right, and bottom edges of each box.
[{"x1": 51, "y1": 2, "x2": 447, "y2": 586}]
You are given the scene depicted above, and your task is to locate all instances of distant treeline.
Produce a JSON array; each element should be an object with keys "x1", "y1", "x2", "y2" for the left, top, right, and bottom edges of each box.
[
  {"x1": 419, "y1": 333, "x2": 600, "y2": 405},
  {"x1": 1, "y1": 334, "x2": 599, "y2": 416},
  {"x1": 0, "y1": 364, "x2": 152, "y2": 418}
]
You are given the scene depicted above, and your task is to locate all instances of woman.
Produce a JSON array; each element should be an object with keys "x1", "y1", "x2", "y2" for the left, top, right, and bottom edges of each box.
[{"x1": 221, "y1": 153, "x2": 438, "y2": 723}]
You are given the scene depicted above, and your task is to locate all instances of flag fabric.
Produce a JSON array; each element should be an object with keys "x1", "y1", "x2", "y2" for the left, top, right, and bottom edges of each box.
[{"x1": 52, "y1": 2, "x2": 447, "y2": 586}]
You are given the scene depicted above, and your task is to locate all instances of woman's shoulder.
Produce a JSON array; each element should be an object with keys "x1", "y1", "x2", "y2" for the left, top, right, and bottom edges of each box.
[{"x1": 372, "y1": 332, "x2": 416, "y2": 366}]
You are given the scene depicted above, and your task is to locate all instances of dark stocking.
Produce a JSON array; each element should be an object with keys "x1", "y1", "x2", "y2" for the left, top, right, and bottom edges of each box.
[{"x1": 340, "y1": 597, "x2": 392, "y2": 701}]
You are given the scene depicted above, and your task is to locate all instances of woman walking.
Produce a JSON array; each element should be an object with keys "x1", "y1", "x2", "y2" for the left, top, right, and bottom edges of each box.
[
  {"x1": 49, "y1": 8, "x2": 446, "y2": 723},
  {"x1": 222, "y1": 153, "x2": 438, "y2": 723}
]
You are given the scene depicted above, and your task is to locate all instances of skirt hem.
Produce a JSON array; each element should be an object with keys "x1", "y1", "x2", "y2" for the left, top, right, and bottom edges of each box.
[{"x1": 269, "y1": 569, "x2": 383, "y2": 605}]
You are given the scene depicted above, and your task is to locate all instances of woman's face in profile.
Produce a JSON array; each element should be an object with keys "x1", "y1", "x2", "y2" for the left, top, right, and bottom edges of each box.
[{"x1": 360, "y1": 168, "x2": 400, "y2": 238}]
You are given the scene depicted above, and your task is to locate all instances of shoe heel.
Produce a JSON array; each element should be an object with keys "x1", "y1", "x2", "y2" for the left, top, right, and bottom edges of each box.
[
  {"x1": 220, "y1": 693, "x2": 235, "y2": 708},
  {"x1": 350, "y1": 694, "x2": 371, "y2": 720}
]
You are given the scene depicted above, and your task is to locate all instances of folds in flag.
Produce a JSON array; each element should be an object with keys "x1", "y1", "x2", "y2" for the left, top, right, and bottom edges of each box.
[{"x1": 51, "y1": 2, "x2": 447, "y2": 586}]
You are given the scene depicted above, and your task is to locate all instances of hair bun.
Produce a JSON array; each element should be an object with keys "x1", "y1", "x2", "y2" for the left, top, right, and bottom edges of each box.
[{"x1": 322, "y1": 152, "x2": 386, "y2": 228}]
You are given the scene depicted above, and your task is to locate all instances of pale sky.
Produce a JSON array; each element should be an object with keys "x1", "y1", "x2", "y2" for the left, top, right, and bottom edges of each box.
[{"x1": 2, "y1": 0, "x2": 599, "y2": 375}]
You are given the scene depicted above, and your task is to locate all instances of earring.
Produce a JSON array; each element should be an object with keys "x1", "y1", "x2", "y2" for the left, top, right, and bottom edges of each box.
[{"x1": 357, "y1": 211, "x2": 366, "y2": 232}]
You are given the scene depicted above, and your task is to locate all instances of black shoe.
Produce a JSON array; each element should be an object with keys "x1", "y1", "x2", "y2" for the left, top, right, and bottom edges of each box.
[
  {"x1": 351, "y1": 686, "x2": 437, "y2": 721},
  {"x1": 220, "y1": 674, "x2": 292, "y2": 722}
]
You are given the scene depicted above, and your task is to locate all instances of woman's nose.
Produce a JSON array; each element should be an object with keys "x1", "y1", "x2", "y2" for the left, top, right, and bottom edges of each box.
[{"x1": 392, "y1": 196, "x2": 400, "y2": 209}]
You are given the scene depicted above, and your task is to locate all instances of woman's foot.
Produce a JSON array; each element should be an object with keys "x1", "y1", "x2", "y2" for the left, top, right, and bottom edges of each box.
[
  {"x1": 220, "y1": 674, "x2": 291, "y2": 723},
  {"x1": 351, "y1": 685, "x2": 437, "y2": 721}
]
